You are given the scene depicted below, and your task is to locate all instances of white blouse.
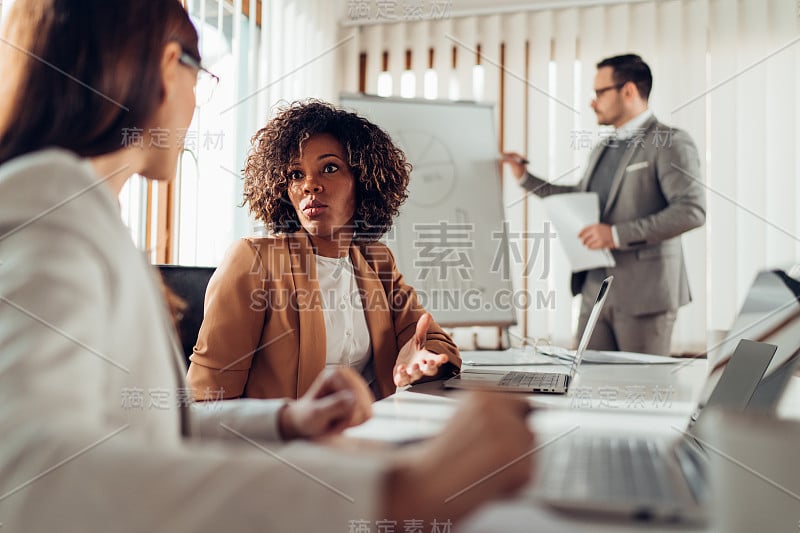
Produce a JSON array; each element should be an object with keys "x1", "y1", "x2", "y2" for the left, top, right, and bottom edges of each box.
[{"x1": 315, "y1": 254, "x2": 373, "y2": 380}]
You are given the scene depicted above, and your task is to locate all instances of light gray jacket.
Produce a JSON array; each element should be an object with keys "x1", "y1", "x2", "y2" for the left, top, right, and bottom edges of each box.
[{"x1": 520, "y1": 116, "x2": 706, "y2": 315}]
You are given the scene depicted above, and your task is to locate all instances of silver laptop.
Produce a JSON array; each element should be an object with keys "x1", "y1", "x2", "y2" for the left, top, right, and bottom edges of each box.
[
  {"x1": 443, "y1": 276, "x2": 613, "y2": 394},
  {"x1": 534, "y1": 267, "x2": 800, "y2": 523},
  {"x1": 534, "y1": 338, "x2": 780, "y2": 523}
]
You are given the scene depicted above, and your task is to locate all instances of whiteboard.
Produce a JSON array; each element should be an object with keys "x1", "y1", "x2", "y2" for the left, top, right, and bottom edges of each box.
[{"x1": 340, "y1": 94, "x2": 514, "y2": 326}]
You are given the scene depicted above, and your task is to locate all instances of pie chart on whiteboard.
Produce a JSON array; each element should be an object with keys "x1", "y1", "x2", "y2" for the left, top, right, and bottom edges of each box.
[{"x1": 395, "y1": 130, "x2": 457, "y2": 207}]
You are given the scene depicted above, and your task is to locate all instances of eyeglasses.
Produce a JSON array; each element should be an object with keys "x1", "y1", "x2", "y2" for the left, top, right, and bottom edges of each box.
[
  {"x1": 592, "y1": 82, "x2": 625, "y2": 99},
  {"x1": 178, "y1": 52, "x2": 220, "y2": 107}
]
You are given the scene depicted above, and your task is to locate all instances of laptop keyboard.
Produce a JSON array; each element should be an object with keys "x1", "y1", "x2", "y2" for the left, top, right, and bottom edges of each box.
[
  {"x1": 539, "y1": 435, "x2": 685, "y2": 504},
  {"x1": 499, "y1": 371, "x2": 562, "y2": 389}
]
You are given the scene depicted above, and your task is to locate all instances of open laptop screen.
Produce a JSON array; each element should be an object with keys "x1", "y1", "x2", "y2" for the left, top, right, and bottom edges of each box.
[
  {"x1": 701, "y1": 339, "x2": 776, "y2": 410},
  {"x1": 689, "y1": 339, "x2": 777, "y2": 449},
  {"x1": 568, "y1": 276, "x2": 613, "y2": 376},
  {"x1": 699, "y1": 268, "x2": 800, "y2": 407}
]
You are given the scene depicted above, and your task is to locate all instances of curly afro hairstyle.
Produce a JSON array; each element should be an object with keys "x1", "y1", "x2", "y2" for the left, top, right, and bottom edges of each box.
[{"x1": 243, "y1": 100, "x2": 412, "y2": 241}]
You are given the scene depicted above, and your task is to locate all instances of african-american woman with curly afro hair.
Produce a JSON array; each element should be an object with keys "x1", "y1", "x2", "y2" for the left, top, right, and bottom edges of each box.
[{"x1": 187, "y1": 100, "x2": 461, "y2": 401}]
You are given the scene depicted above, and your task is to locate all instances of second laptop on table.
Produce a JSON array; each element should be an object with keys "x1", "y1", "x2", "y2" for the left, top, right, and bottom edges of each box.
[{"x1": 443, "y1": 276, "x2": 613, "y2": 394}]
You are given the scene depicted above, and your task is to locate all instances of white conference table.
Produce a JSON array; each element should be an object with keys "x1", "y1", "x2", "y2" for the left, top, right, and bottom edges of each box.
[
  {"x1": 347, "y1": 356, "x2": 709, "y2": 444},
  {"x1": 343, "y1": 356, "x2": 725, "y2": 532}
]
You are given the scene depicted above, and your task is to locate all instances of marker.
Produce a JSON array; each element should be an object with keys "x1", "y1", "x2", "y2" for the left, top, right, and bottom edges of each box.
[{"x1": 502, "y1": 154, "x2": 529, "y2": 165}]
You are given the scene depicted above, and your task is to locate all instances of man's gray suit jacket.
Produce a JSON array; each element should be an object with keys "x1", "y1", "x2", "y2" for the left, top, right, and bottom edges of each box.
[{"x1": 519, "y1": 115, "x2": 706, "y2": 316}]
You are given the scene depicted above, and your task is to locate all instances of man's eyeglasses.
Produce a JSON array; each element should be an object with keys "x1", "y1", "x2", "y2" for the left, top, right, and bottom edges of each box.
[
  {"x1": 179, "y1": 52, "x2": 220, "y2": 107},
  {"x1": 592, "y1": 82, "x2": 625, "y2": 100}
]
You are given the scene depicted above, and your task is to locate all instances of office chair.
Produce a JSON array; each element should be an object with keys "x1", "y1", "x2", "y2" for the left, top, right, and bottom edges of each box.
[{"x1": 157, "y1": 265, "x2": 216, "y2": 367}]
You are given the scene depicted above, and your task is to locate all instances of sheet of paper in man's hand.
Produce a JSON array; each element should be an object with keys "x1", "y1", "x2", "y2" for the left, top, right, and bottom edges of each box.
[{"x1": 541, "y1": 192, "x2": 615, "y2": 271}]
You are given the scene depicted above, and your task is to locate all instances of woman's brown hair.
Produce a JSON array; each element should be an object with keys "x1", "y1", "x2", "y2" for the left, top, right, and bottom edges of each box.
[
  {"x1": 0, "y1": 0, "x2": 198, "y2": 326},
  {"x1": 0, "y1": 0, "x2": 199, "y2": 164}
]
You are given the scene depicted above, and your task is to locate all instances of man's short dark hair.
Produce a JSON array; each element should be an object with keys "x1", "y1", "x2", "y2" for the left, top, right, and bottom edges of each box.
[{"x1": 596, "y1": 54, "x2": 652, "y2": 101}]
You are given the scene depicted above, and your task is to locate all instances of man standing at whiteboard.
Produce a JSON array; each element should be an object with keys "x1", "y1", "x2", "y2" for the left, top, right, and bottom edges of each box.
[{"x1": 502, "y1": 54, "x2": 705, "y2": 355}]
